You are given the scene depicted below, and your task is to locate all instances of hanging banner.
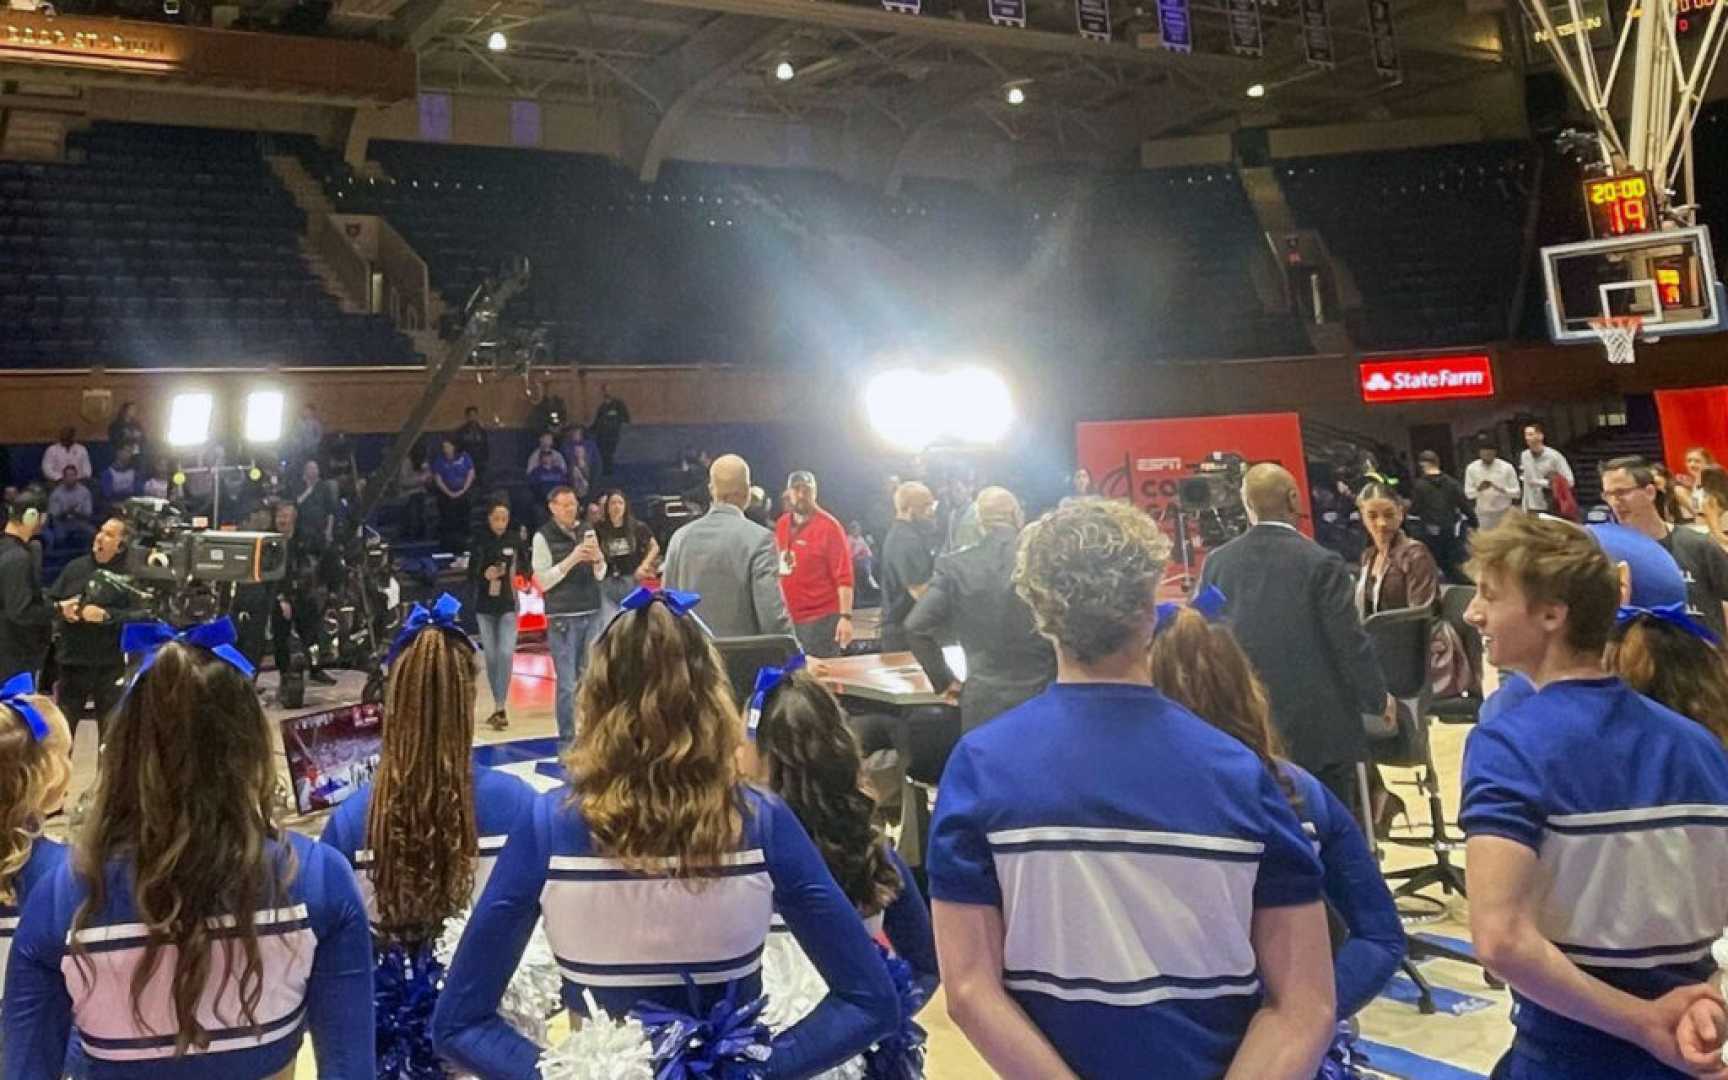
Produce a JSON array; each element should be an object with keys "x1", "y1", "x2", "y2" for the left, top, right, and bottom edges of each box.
[
  {"x1": 1076, "y1": 0, "x2": 1113, "y2": 40},
  {"x1": 1367, "y1": 0, "x2": 1402, "y2": 81},
  {"x1": 1227, "y1": 0, "x2": 1264, "y2": 55},
  {"x1": 988, "y1": 0, "x2": 1027, "y2": 26},
  {"x1": 1157, "y1": 0, "x2": 1194, "y2": 51},
  {"x1": 1301, "y1": 0, "x2": 1336, "y2": 66},
  {"x1": 882, "y1": 0, "x2": 920, "y2": 12}
]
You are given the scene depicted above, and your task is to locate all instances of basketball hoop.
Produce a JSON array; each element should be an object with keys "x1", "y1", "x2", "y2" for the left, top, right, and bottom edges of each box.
[{"x1": 1589, "y1": 314, "x2": 1643, "y2": 365}]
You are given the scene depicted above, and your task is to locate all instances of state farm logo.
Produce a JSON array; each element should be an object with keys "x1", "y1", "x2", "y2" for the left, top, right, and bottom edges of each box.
[{"x1": 1360, "y1": 354, "x2": 1496, "y2": 403}]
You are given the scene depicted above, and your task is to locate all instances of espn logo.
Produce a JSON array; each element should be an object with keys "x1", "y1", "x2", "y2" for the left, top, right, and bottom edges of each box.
[{"x1": 1360, "y1": 354, "x2": 1496, "y2": 404}]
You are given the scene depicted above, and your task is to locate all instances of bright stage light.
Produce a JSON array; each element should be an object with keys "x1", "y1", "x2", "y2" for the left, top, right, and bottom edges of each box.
[
  {"x1": 1245, "y1": 83, "x2": 1266, "y2": 99},
  {"x1": 864, "y1": 367, "x2": 1014, "y2": 451},
  {"x1": 1005, "y1": 85, "x2": 1026, "y2": 106},
  {"x1": 487, "y1": 30, "x2": 508, "y2": 52},
  {"x1": 942, "y1": 367, "x2": 1014, "y2": 444},
  {"x1": 775, "y1": 59, "x2": 796, "y2": 81},
  {"x1": 166, "y1": 393, "x2": 213, "y2": 448},
  {"x1": 245, "y1": 390, "x2": 285, "y2": 444}
]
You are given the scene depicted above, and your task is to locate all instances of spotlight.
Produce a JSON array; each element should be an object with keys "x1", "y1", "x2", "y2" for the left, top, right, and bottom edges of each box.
[
  {"x1": 166, "y1": 393, "x2": 213, "y2": 448},
  {"x1": 487, "y1": 30, "x2": 508, "y2": 52},
  {"x1": 1245, "y1": 83, "x2": 1266, "y2": 99},
  {"x1": 864, "y1": 367, "x2": 1014, "y2": 451},
  {"x1": 244, "y1": 390, "x2": 285, "y2": 445},
  {"x1": 774, "y1": 59, "x2": 796, "y2": 82},
  {"x1": 1005, "y1": 85, "x2": 1027, "y2": 106}
]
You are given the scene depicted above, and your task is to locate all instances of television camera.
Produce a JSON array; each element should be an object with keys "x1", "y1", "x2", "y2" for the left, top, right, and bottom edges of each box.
[
  {"x1": 1175, "y1": 452, "x2": 1251, "y2": 548},
  {"x1": 118, "y1": 497, "x2": 287, "y2": 624}
]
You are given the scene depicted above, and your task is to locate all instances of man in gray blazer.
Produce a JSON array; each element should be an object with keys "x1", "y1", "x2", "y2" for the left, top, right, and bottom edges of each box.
[{"x1": 662, "y1": 454, "x2": 795, "y2": 638}]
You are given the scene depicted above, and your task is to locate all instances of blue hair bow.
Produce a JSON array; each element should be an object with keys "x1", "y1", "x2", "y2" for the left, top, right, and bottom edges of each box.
[
  {"x1": 598, "y1": 586, "x2": 710, "y2": 642},
  {"x1": 384, "y1": 593, "x2": 478, "y2": 668},
  {"x1": 121, "y1": 617, "x2": 256, "y2": 683},
  {"x1": 744, "y1": 653, "x2": 807, "y2": 739},
  {"x1": 1154, "y1": 584, "x2": 1228, "y2": 637},
  {"x1": 1617, "y1": 602, "x2": 1721, "y2": 646},
  {"x1": 0, "y1": 673, "x2": 50, "y2": 742}
]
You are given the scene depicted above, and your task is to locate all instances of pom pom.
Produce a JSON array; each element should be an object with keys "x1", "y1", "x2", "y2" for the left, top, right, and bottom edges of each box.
[
  {"x1": 538, "y1": 991, "x2": 655, "y2": 1080},
  {"x1": 1316, "y1": 1022, "x2": 1368, "y2": 1080},
  {"x1": 861, "y1": 946, "x2": 926, "y2": 1080},
  {"x1": 437, "y1": 911, "x2": 565, "y2": 1047},
  {"x1": 761, "y1": 931, "x2": 828, "y2": 1032},
  {"x1": 635, "y1": 981, "x2": 774, "y2": 1080},
  {"x1": 374, "y1": 941, "x2": 448, "y2": 1079}
]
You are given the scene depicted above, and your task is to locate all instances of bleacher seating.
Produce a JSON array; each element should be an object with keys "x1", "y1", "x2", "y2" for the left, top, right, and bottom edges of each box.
[
  {"x1": 1282, "y1": 142, "x2": 1533, "y2": 350},
  {"x1": 0, "y1": 122, "x2": 416, "y2": 368},
  {"x1": 289, "y1": 140, "x2": 1315, "y2": 365}
]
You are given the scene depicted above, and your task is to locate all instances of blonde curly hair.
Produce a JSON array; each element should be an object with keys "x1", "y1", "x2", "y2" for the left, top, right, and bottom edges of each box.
[{"x1": 1014, "y1": 497, "x2": 1171, "y2": 663}]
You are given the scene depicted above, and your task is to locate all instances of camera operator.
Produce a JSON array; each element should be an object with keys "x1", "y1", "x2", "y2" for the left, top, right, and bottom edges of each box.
[
  {"x1": 272, "y1": 500, "x2": 343, "y2": 688},
  {"x1": 0, "y1": 492, "x2": 49, "y2": 682},
  {"x1": 47, "y1": 517, "x2": 146, "y2": 728}
]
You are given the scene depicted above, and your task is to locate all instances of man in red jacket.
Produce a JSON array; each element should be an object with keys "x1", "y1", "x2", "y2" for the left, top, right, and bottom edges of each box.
[{"x1": 775, "y1": 470, "x2": 855, "y2": 657}]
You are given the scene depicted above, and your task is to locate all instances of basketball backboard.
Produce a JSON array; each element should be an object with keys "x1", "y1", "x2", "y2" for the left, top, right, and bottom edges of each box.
[{"x1": 1541, "y1": 225, "x2": 1725, "y2": 342}]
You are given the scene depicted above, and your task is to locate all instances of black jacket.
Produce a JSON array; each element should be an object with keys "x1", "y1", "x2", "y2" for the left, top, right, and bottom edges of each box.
[
  {"x1": 1408, "y1": 472, "x2": 1474, "y2": 532},
  {"x1": 0, "y1": 533, "x2": 49, "y2": 681},
  {"x1": 47, "y1": 555, "x2": 149, "y2": 668},
  {"x1": 1198, "y1": 523, "x2": 1388, "y2": 769},
  {"x1": 278, "y1": 529, "x2": 344, "y2": 602},
  {"x1": 468, "y1": 528, "x2": 527, "y2": 616},
  {"x1": 906, "y1": 528, "x2": 1055, "y2": 732},
  {"x1": 879, "y1": 519, "x2": 939, "y2": 633}
]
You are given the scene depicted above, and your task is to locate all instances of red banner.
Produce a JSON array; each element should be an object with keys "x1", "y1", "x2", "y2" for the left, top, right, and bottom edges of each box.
[
  {"x1": 1075, "y1": 412, "x2": 1313, "y2": 544},
  {"x1": 1655, "y1": 387, "x2": 1728, "y2": 473},
  {"x1": 1359, "y1": 353, "x2": 1495, "y2": 404}
]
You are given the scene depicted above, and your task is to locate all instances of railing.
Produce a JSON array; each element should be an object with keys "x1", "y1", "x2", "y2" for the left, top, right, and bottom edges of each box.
[
  {"x1": 375, "y1": 218, "x2": 430, "y2": 332},
  {"x1": 309, "y1": 213, "x2": 370, "y2": 311}
]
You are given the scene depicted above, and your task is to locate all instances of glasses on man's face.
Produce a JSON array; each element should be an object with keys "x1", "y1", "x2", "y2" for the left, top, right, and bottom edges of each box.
[{"x1": 1601, "y1": 485, "x2": 1645, "y2": 502}]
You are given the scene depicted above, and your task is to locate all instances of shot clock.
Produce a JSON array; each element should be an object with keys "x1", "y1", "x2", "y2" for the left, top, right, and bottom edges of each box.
[{"x1": 1582, "y1": 172, "x2": 1657, "y2": 238}]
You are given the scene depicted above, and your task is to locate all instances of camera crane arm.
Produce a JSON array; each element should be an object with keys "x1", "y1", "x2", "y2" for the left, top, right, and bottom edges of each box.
[{"x1": 350, "y1": 259, "x2": 531, "y2": 537}]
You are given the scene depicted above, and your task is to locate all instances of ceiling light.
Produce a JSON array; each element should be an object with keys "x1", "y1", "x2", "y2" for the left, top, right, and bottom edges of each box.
[
  {"x1": 1246, "y1": 83, "x2": 1266, "y2": 99},
  {"x1": 1005, "y1": 85, "x2": 1026, "y2": 106},
  {"x1": 774, "y1": 59, "x2": 795, "y2": 82},
  {"x1": 487, "y1": 30, "x2": 508, "y2": 52}
]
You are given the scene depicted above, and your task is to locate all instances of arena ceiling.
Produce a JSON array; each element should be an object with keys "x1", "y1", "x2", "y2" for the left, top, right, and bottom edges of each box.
[{"x1": 332, "y1": 0, "x2": 1513, "y2": 161}]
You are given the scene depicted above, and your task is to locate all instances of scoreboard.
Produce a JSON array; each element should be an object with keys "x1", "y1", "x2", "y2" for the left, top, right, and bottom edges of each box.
[{"x1": 1582, "y1": 173, "x2": 1657, "y2": 237}]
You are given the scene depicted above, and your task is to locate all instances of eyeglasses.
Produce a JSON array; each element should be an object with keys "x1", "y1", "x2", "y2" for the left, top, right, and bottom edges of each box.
[{"x1": 1601, "y1": 486, "x2": 1647, "y2": 501}]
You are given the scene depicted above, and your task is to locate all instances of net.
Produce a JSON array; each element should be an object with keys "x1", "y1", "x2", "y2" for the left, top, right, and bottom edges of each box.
[{"x1": 1589, "y1": 314, "x2": 1643, "y2": 365}]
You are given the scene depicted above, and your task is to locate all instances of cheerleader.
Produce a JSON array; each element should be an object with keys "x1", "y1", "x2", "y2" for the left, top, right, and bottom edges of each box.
[
  {"x1": 0, "y1": 676, "x2": 73, "y2": 1022},
  {"x1": 926, "y1": 498, "x2": 1332, "y2": 1080},
  {"x1": 2, "y1": 619, "x2": 375, "y2": 1079},
  {"x1": 431, "y1": 588, "x2": 897, "y2": 1079},
  {"x1": 319, "y1": 594, "x2": 536, "y2": 933},
  {"x1": 1147, "y1": 601, "x2": 1403, "y2": 1022},
  {"x1": 744, "y1": 661, "x2": 937, "y2": 1070},
  {"x1": 1460, "y1": 515, "x2": 1728, "y2": 1079}
]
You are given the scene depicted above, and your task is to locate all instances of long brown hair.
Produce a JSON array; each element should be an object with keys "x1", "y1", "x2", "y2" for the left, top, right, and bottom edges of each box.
[
  {"x1": 1148, "y1": 607, "x2": 1296, "y2": 803},
  {"x1": 72, "y1": 642, "x2": 292, "y2": 1056},
  {"x1": 1607, "y1": 622, "x2": 1728, "y2": 746},
  {"x1": 567, "y1": 602, "x2": 742, "y2": 878},
  {"x1": 366, "y1": 629, "x2": 480, "y2": 943},
  {"x1": 754, "y1": 672, "x2": 900, "y2": 917},
  {"x1": 0, "y1": 695, "x2": 70, "y2": 904}
]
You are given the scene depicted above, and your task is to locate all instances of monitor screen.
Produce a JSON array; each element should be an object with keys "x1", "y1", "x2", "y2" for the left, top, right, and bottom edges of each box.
[{"x1": 281, "y1": 701, "x2": 383, "y2": 815}]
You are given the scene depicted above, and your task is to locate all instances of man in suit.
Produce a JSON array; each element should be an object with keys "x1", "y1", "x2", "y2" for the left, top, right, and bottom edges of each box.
[
  {"x1": 662, "y1": 454, "x2": 794, "y2": 639},
  {"x1": 907, "y1": 487, "x2": 1055, "y2": 733},
  {"x1": 1199, "y1": 463, "x2": 1393, "y2": 809}
]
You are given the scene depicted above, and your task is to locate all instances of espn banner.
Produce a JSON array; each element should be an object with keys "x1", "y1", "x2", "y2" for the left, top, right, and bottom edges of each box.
[
  {"x1": 1367, "y1": 0, "x2": 1402, "y2": 81},
  {"x1": 1076, "y1": 0, "x2": 1112, "y2": 40},
  {"x1": 1302, "y1": 0, "x2": 1336, "y2": 66},
  {"x1": 1228, "y1": 0, "x2": 1265, "y2": 56},
  {"x1": 989, "y1": 0, "x2": 1027, "y2": 27},
  {"x1": 1157, "y1": 0, "x2": 1194, "y2": 51}
]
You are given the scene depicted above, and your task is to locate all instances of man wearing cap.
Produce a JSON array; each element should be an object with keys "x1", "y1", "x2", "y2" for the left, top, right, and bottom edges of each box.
[
  {"x1": 774, "y1": 470, "x2": 854, "y2": 657},
  {"x1": 1464, "y1": 438, "x2": 1520, "y2": 533}
]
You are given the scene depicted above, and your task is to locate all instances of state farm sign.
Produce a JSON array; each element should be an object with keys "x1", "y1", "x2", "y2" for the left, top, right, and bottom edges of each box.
[{"x1": 1360, "y1": 353, "x2": 1496, "y2": 404}]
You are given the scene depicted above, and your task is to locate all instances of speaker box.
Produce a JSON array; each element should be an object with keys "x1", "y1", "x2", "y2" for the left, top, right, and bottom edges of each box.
[{"x1": 277, "y1": 670, "x2": 306, "y2": 710}]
